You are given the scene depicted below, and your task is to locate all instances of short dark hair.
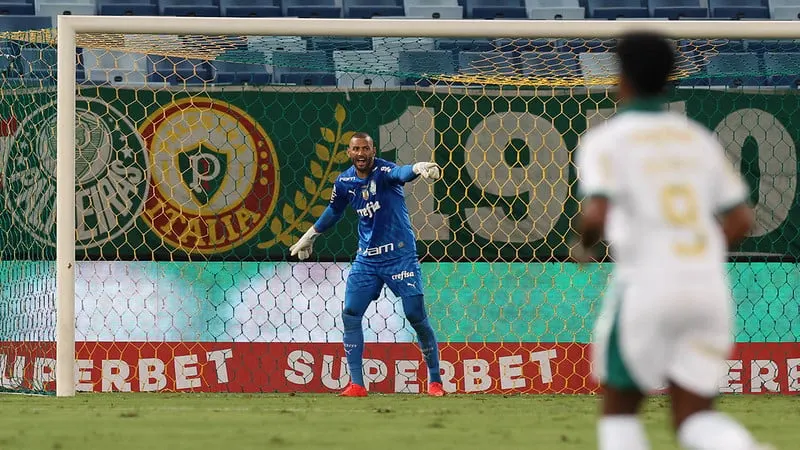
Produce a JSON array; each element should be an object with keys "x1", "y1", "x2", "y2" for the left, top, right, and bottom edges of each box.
[
  {"x1": 351, "y1": 131, "x2": 374, "y2": 145},
  {"x1": 616, "y1": 31, "x2": 676, "y2": 97}
]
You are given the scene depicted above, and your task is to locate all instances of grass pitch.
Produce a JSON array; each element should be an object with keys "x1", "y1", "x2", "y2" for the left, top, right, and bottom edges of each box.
[{"x1": 0, "y1": 393, "x2": 795, "y2": 449}]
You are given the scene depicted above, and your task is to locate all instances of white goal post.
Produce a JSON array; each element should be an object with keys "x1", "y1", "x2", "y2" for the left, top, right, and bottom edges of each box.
[{"x1": 54, "y1": 16, "x2": 799, "y2": 397}]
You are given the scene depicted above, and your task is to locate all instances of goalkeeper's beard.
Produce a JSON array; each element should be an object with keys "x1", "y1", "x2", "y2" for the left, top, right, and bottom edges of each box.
[{"x1": 353, "y1": 155, "x2": 375, "y2": 177}]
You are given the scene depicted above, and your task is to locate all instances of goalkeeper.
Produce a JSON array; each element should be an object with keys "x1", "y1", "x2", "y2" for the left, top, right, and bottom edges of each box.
[{"x1": 290, "y1": 132, "x2": 445, "y2": 397}]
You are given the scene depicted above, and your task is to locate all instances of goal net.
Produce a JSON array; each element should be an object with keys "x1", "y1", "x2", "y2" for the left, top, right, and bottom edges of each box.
[{"x1": 1, "y1": 18, "x2": 798, "y2": 396}]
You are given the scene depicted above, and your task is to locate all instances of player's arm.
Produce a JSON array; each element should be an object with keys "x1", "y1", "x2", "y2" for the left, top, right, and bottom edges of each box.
[
  {"x1": 573, "y1": 134, "x2": 616, "y2": 262},
  {"x1": 712, "y1": 144, "x2": 754, "y2": 247},
  {"x1": 289, "y1": 180, "x2": 348, "y2": 260},
  {"x1": 386, "y1": 161, "x2": 441, "y2": 184}
]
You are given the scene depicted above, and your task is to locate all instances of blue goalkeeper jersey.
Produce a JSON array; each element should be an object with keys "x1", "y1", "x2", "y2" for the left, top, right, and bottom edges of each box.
[{"x1": 314, "y1": 158, "x2": 419, "y2": 263}]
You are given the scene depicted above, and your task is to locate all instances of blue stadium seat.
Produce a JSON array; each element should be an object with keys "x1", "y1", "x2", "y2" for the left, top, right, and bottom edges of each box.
[
  {"x1": 150, "y1": 57, "x2": 215, "y2": 84},
  {"x1": 521, "y1": 51, "x2": 580, "y2": 79},
  {"x1": 649, "y1": 0, "x2": 707, "y2": 18},
  {"x1": 0, "y1": 0, "x2": 34, "y2": 15},
  {"x1": 764, "y1": 52, "x2": 800, "y2": 88},
  {"x1": 333, "y1": 50, "x2": 401, "y2": 88},
  {"x1": 405, "y1": 5, "x2": 463, "y2": 18},
  {"x1": 464, "y1": 0, "x2": 527, "y2": 18},
  {"x1": 770, "y1": 6, "x2": 800, "y2": 18},
  {"x1": 220, "y1": 0, "x2": 282, "y2": 17},
  {"x1": 212, "y1": 60, "x2": 271, "y2": 84},
  {"x1": 0, "y1": 15, "x2": 50, "y2": 30},
  {"x1": 527, "y1": 6, "x2": 585, "y2": 18},
  {"x1": 709, "y1": 0, "x2": 769, "y2": 18},
  {"x1": 37, "y1": 2, "x2": 97, "y2": 20},
  {"x1": 97, "y1": 0, "x2": 157, "y2": 15},
  {"x1": 458, "y1": 51, "x2": 516, "y2": 76},
  {"x1": 747, "y1": 40, "x2": 800, "y2": 54},
  {"x1": 564, "y1": 38, "x2": 612, "y2": 53},
  {"x1": 273, "y1": 50, "x2": 336, "y2": 86},
  {"x1": 677, "y1": 39, "x2": 746, "y2": 55},
  {"x1": 284, "y1": 0, "x2": 341, "y2": 17},
  {"x1": 586, "y1": 0, "x2": 648, "y2": 18},
  {"x1": 436, "y1": 39, "x2": 495, "y2": 53},
  {"x1": 493, "y1": 38, "x2": 564, "y2": 53},
  {"x1": 703, "y1": 52, "x2": 766, "y2": 87},
  {"x1": 160, "y1": 0, "x2": 220, "y2": 16},
  {"x1": 308, "y1": 37, "x2": 373, "y2": 52},
  {"x1": 398, "y1": 50, "x2": 455, "y2": 85},
  {"x1": 344, "y1": 0, "x2": 405, "y2": 18}
]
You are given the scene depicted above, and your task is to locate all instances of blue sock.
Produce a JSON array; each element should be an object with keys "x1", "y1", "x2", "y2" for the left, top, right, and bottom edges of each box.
[
  {"x1": 342, "y1": 311, "x2": 365, "y2": 387},
  {"x1": 403, "y1": 295, "x2": 442, "y2": 384}
]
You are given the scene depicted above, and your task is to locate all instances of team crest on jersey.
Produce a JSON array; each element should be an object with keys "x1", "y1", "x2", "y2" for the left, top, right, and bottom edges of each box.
[
  {"x1": 4, "y1": 97, "x2": 148, "y2": 249},
  {"x1": 361, "y1": 187, "x2": 369, "y2": 200},
  {"x1": 369, "y1": 180, "x2": 376, "y2": 196},
  {"x1": 140, "y1": 98, "x2": 279, "y2": 254}
]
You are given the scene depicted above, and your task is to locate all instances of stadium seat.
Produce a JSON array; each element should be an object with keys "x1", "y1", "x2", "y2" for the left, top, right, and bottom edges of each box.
[
  {"x1": 0, "y1": 15, "x2": 50, "y2": 31},
  {"x1": 150, "y1": 56, "x2": 215, "y2": 84},
  {"x1": 493, "y1": 38, "x2": 564, "y2": 52},
  {"x1": 0, "y1": 0, "x2": 34, "y2": 15},
  {"x1": 405, "y1": 5, "x2": 463, "y2": 17},
  {"x1": 586, "y1": 0, "x2": 649, "y2": 18},
  {"x1": 458, "y1": 51, "x2": 516, "y2": 77},
  {"x1": 703, "y1": 52, "x2": 766, "y2": 87},
  {"x1": 764, "y1": 52, "x2": 800, "y2": 87},
  {"x1": 37, "y1": 2, "x2": 97, "y2": 19},
  {"x1": 248, "y1": 36, "x2": 306, "y2": 53},
  {"x1": 273, "y1": 50, "x2": 336, "y2": 86},
  {"x1": 436, "y1": 38, "x2": 495, "y2": 53},
  {"x1": 212, "y1": 59, "x2": 271, "y2": 84},
  {"x1": 771, "y1": 6, "x2": 800, "y2": 18},
  {"x1": 160, "y1": 0, "x2": 219, "y2": 16},
  {"x1": 648, "y1": 0, "x2": 707, "y2": 18},
  {"x1": 528, "y1": 6, "x2": 585, "y2": 17},
  {"x1": 97, "y1": 0, "x2": 157, "y2": 15},
  {"x1": 464, "y1": 0, "x2": 527, "y2": 18},
  {"x1": 344, "y1": 0, "x2": 405, "y2": 18},
  {"x1": 578, "y1": 52, "x2": 616, "y2": 85},
  {"x1": 333, "y1": 50, "x2": 401, "y2": 88},
  {"x1": 220, "y1": 0, "x2": 281, "y2": 17},
  {"x1": 747, "y1": 39, "x2": 800, "y2": 53},
  {"x1": 83, "y1": 49, "x2": 151, "y2": 86},
  {"x1": 521, "y1": 51, "x2": 580, "y2": 79},
  {"x1": 284, "y1": 0, "x2": 341, "y2": 17},
  {"x1": 398, "y1": 50, "x2": 455, "y2": 85},
  {"x1": 308, "y1": 37, "x2": 373, "y2": 52},
  {"x1": 709, "y1": 0, "x2": 769, "y2": 18}
]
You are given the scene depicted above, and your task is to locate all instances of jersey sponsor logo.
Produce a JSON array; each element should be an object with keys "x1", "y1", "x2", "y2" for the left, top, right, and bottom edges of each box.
[
  {"x1": 360, "y1": 242, "x2": 394, "y2": 256},
  {"x1": 140, "y1": 98, "x2": 279, "y2": 254},
  {"x1": 339, "y1": 176, "x2": 357, "y2": 182},
  {"x1": 369, "y1": 180, "x2": 376, "y2": 195},
  {"x1": 5, "y1": 97, "x2": 148, "y2": 249},
  {"x1": 391, "y1": 270, "x2": 415, "y2": 281},
  {"x1": 356, "y1": 200, "x2": 380, "y2": 218},
  {"x1": 380, "y1": 166, "x2": 392, "y2": 173}
]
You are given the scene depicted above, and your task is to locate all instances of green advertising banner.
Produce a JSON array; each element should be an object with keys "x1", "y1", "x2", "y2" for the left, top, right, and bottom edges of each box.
[{"x1": 0, "y1": 87, "x2": 798, "y2": 262}]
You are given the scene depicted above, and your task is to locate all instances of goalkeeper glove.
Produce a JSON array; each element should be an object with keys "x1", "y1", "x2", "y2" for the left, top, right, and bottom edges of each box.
[
  {"x1": 412, "y1": 162, "x2": 441, "y2": 180},
  {"x1": 289, "y1": 226, "x2": 320, "y2": 261}
]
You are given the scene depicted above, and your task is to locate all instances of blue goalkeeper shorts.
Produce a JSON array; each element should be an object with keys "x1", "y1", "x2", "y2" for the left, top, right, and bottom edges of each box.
[{"x1": 345, "y1": 256, "x2": 424, "y2": 303}]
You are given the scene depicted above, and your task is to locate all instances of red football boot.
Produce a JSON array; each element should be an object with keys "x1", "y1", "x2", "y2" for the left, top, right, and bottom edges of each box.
[
  {"x1": 339, "y1": 382, "x2": 368, "y2": 397},
  {"x1": 428, "y1": 382, "x2": 446, "y2": 397}
]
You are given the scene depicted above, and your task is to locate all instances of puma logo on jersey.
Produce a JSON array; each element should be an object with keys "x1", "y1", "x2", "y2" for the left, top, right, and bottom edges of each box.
[
  {"x1": 391, "y1": 270, "x2": 415, "y2": 281},
  {"x1": 356, "y1": 201, "x2": 381, "y2": 218}
]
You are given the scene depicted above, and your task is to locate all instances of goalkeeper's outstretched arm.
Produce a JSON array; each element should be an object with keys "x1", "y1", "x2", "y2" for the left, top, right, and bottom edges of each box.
[
  {"x1": 387, "y1": 162, "x2": 441, "y2": 184},
  {"x1": 289, "y1": 181, "x2": 347, "y2": 260}
]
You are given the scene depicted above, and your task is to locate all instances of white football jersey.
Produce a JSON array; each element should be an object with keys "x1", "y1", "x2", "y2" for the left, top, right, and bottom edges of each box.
[{"x1": 577, "y1": 104, "x2": 749, "y2": 279}]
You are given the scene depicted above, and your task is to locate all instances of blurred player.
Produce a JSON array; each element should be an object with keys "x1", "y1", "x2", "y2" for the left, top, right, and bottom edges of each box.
[
  {"x1": 290, "y1": 132, "x2": 445, "y2": 397},
  {"x1": 574, "y1": 32, "x2": 769, "y2": 449}
]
